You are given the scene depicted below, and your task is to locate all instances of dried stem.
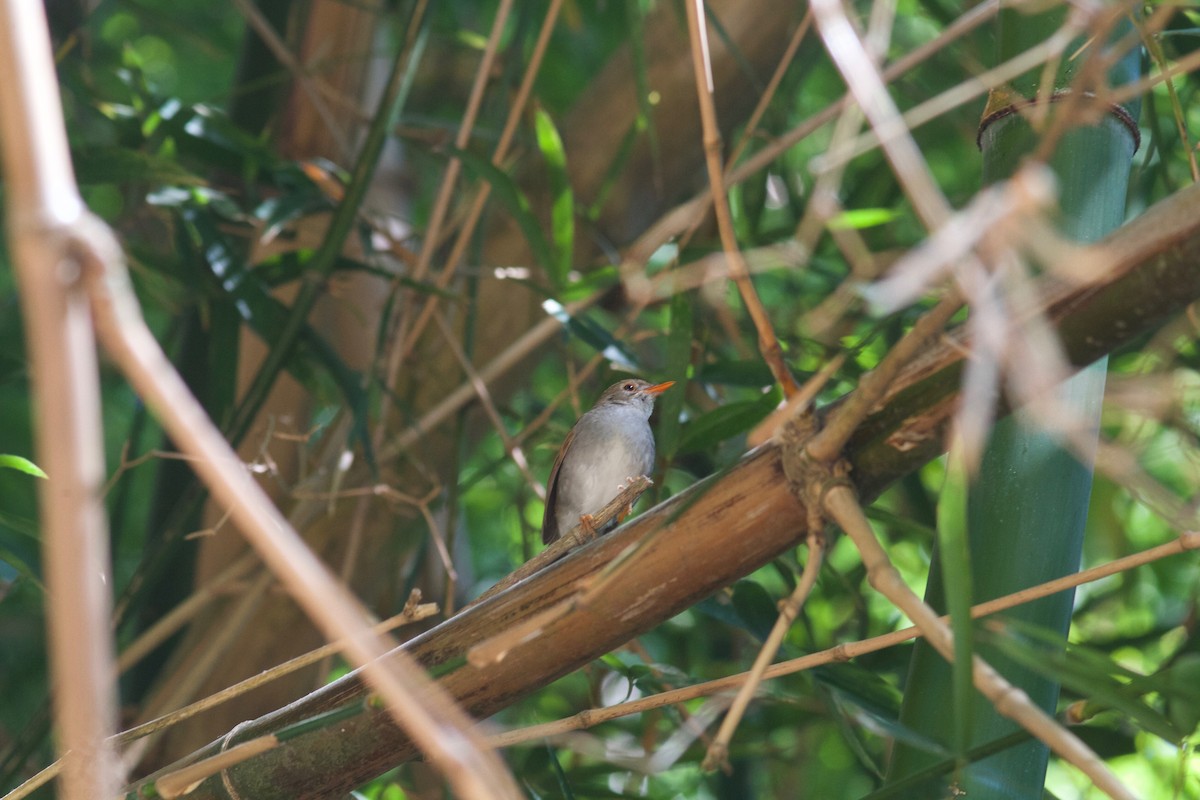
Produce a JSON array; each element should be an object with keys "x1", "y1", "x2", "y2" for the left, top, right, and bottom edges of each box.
[
  {"x1": 397, "y1": 0, "x2": 566, "y2": 360},
  {"x1": 703, "y1": 529, "x2": 825, "y2": 772},
  {"x1": 807, "y1": 292, "x2": 963, "y2": 462},
  {"x1": 9, "y1": 598, "x2": 439, "y2": 800},
  {"x1": 0, "y1": 3, "x2": 122, "y2": 797},
  {"x1": 114, "y1": 553, "x2": 258, "y2": 675},
  {"x1": 360, "y1": 0, "x2": 1006, "y2": 468},
  {"x1": 79, "y1": 216, "x2": 519, "y2": 798},
  {"x1": 228, "y1": 0, "x2": 350, "y2": 158},
  {"x1": 725, "y1": 9, "x2": 813, "y2": 168},
  {"x1": 152, "y1": 736, "x2": 280, "y2": 799},
  {"x1": 120, "y1": 571, "x2": 273, "y2": 770},
  {"x1": 811, "y1": 0, "x2": 951, "y2": 228},
  {"x1": 381, "y1": 0, "x2": 514, "y2": 400},
  {"x1": 684, "y1": 0, "x2": 800, "y2": 397},
  {"x1": 434, "y1": 312, "x2": 546, "y2": 500}
]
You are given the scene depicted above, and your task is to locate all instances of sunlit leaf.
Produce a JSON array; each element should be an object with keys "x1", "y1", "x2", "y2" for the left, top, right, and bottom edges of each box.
[
  {"x1": 828, "y1": 207, "x2": 901, "y2": 230},
  {"x1": 0, "y1": 455, "x2": 46, "y2": 479},
  {"x1": 533, "y1": 107, "x2": 574, "y2": 289}
]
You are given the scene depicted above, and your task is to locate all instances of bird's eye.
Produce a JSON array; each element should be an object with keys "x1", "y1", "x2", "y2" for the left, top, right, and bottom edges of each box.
[{"x1": 623, "y1": 382, "x2": 636, "y2": 391}]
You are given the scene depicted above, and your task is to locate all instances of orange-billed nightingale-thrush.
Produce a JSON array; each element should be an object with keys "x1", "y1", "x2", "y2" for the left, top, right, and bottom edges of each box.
[{"x1": 541, "y1": 379, "x2": 674, "y2": 545}]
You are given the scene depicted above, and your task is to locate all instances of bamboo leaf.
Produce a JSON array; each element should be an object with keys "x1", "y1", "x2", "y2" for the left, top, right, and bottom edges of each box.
[
  {"x1": 533, "y1": 107, "x2": 574, "y2": 289},
  {"x1": 71, "y1": 147, "x2": 204, "y2": 186},
  {"x1": 936, "y1": 443, "x2": 975, "y2": 757},
  {"x1": 677, "y1": 388, "x2": 780, "y2": 454},
  {"x1": 658, "y1": 290, "x2": 693, "y2": 459},
  {"x1": 0, "y1": 455, "x2": 46, "y2": 479},
  {"x1": 828, "y1": 207, "x2": 900, "y2": 231},
  {"x1": 446, "y1": 144, "x2": 557, "y2": 280}
]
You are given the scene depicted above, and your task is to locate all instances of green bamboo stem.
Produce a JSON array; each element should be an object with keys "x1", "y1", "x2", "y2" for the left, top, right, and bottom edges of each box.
[{"x1": 887, "y1": 7, "x2": 1141, "y2": 798}]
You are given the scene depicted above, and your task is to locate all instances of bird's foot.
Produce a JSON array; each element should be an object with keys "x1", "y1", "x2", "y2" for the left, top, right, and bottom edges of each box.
[{"x1": 578, "y1": 513, "x2": 599, "y2": 542}]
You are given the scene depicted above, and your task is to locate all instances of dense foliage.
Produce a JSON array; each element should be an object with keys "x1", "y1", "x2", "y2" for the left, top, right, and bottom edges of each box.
[{"x1": 1, "y1": 1, "x2": 1199, "y2": 798}]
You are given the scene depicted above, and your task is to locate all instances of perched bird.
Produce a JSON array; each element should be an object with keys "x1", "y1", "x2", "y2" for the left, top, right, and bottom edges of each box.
[{"x1": 541, "y1": 379, "x2": 675, "y2": 545}]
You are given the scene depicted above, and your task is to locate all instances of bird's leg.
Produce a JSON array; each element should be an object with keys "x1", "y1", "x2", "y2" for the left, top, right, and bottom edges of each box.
[
  {"x1": 578, "y1": 513, "x2": 599, "y2": 542},
  {"x1": 614, "y1": 476, "x2": 639, "y2": 523}
]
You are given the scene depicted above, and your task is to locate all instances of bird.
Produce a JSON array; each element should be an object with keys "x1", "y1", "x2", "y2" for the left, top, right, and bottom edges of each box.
[{"x1": 541, "y1": 379, "x2": 675, "y2": 545}]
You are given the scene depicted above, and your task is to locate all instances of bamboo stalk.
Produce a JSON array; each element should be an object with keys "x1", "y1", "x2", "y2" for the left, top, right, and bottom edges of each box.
[
  {"x1": 888, "y1": 6, "x2": 1143, "y2": 797},
  {"x1": 0, "y1": 2, "x2": 123, "y2": 798}
]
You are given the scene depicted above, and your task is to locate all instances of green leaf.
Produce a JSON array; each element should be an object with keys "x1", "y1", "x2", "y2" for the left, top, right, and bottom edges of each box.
[
  {"x1": 816, "y1": 662, "x2": 903, "y2": 721},
  {"x1": 541, "y1": 299, "x2": 639, "y2": 370},
  {"x1": 657, "y1": 291, "x2": 693, "y2": 459},
  {"x1": 583, "y1": 119, "x2": 640, "y2": 222},
  {"x1": 0, "y1": 512, "x2": 43, "y2": 587},
  {"x1": 981, "y1": 622, "x2": 1185, "y2": 744},
  {"x1": 255, "y1": 253, "x2": 459, "y2": 300},
  {"x1": 828, "y1": 207, "x2": 900, "y2": 230},
  {"x1": 444, "y1": 144, "x2": 557, "y2": 280},
  {"x1": 730, "y1": 580, "x2": 779, "y2": 642},
  {"x1": 71, "y1": 147, "x2": 205, "y2": 187},
  {"x1": 533, "y1": 108, "x2": 574, "y2": 289},
  {"x1": 696, "y1": 357, "x2": 775, "y2": 387},
  {"x1": 0, "y1": 455, "x2": 47, "y2": 479},
  {"x1": 677, "y1": 388, "x2": 780, "y2": 454},
  {"x1": 163, "y1": 102, "x2": 280, "y2": 174},
  {"x1": 178, "y1": 203, "x2": 377, "y2": 469},
  {"x1": 253, "y1": 190, "x2": 330, "y2": 243},
  {"x1": 936, "y1": 443, "x2": 975, "y2": 757}
]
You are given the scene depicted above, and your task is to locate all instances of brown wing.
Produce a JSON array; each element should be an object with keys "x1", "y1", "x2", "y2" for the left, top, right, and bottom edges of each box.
[{"x1": 541, "y1": 424, "x2": 577, "y2": 545}]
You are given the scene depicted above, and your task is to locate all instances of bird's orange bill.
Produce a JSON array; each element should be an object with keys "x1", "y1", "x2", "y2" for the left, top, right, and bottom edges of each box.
[{"x1": 644, "y1": 381, "x2": 675, "y2": 395}]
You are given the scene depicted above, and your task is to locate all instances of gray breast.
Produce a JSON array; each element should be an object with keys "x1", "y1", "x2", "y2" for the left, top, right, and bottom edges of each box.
[{"x1": 554, "y1": 406, "x2": 654, "y2": 535}]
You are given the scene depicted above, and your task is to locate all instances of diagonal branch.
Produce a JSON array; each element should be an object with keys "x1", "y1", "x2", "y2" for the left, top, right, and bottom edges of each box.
[
  {"x1": 133, "y1": 176, "x2": 1200, "y2": 800},
  {"x1": 685, "y1": 0, "x2": 800, "y2": 397},
  {"x1": 0, "y1": 3, "x2": 122, "y2": 798},
  {"x1": 81, "y1": 213, "x2": 519, "y2": 800}
]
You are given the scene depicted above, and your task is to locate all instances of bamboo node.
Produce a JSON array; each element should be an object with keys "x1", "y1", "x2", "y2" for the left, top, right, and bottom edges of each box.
[
  {"x1": 779, "y1": 414, "x2": 852, "y2": 537},
  {"x1": 977, "y1": 88, "x2": 1141, "y2": 152}
]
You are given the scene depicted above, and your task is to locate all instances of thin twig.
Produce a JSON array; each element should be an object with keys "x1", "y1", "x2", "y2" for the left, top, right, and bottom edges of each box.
[
  {"x1": 377, "y1": 0, "x2": 514, "y2": 410},
  {"x1": 119, "y1": 571, "x2": 274, "y2": 771},
  {"x1": 703, "y1": 529, "x2": 825, "y2": 772},
  {"x1": 684, "y1": 0, "x2": 800, "y2": 398},
  {"x1": 1137, "y1": 10, "x2": 1198, "y2": 181},
  {"x1": 114, "y1": 553, "x2": 258, "y2": 674},
  {"x1": 122, "y1": 596, "x2": 438, "y2": 745},
  {"x1": 228, "y1": 0, "x2": 351, "y2": 158},
  {"x1": 747, "y1": 352, "x2": 845, "y2": 447},
  {"x1": 814, "y1": 16, "x2": 1081, "y2": 172},
  {"x1": 806, "y1": 292, "x2": 963, "y2": 463},
  {"x1": 725, "y1": 10, "x2": 813, "y2": 168},
  {"x1": 10, "y1": 597, "x2": 439, "y2": 800},
  {"x1": 1110, "y1": 38, "x2": 1200, "y2": 107},
  {"x1": 812, "y1": 0, "x2": 950, "y2": 231},
  {"x1": 434, "y1": 312, "x2": 546, "y2": 500},
  {"x1": 379, "y1": 296, "x2": 597, "y2": 463},
  {"x1": 397, "y1": 0, "x2": 566, "y2": 361},
  {"x1": 361, "y1": 0, "x2": 1004, "y2": 466},
  {"x1": 337, "y1": 0, "x2": 514, "y2": 618}
]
